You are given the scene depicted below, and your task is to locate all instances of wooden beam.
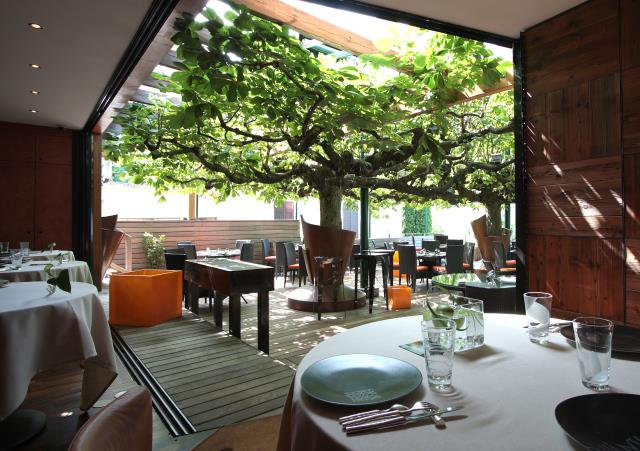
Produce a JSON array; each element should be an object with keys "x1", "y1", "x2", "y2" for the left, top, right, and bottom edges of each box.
[
  {"x1": 93, "y1": 0, "x2": 208, "y2": 134},
  {"x1": 231, "y1": 0, "x2": 380, "y2": 55}
]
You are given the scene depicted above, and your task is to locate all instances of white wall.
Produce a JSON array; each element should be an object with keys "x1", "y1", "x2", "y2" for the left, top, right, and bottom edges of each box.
[
  {"x1": 197, "y1": 195, "x2": 274, "y2": 220},
  {"x1": 102, "y1": 183, "x2": 189, "y2": 219}
]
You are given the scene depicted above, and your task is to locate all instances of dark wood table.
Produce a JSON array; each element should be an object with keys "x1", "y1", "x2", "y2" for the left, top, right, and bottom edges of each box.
[{"x1": 184, "y1": 258, "x2": 274, "y2": 354}]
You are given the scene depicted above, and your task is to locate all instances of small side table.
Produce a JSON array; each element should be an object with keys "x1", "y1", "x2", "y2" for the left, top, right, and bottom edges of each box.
[{"x1": 353, "y1": 252, "x2": 389, "y2": 313}]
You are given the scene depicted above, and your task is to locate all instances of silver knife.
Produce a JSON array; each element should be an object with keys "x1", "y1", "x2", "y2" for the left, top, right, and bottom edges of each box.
[{"x1": 344, "y1": 406, "x2": 464, "y2": 434}]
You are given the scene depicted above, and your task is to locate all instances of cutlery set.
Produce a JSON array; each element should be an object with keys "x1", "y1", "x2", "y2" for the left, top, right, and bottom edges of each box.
[{"x1": 338, "y1": 402, "x2": 463, "y2": 434}]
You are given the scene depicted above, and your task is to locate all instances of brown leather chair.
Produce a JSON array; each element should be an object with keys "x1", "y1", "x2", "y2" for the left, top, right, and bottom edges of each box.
[{"x1": 68, "y1": 386, "x2": 152, "y2": 451}]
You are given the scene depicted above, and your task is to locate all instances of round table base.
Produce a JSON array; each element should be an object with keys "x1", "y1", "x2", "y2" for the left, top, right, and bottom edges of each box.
[
  {"x1": 287, "y1": 285, "x2": 366, "y2": 313},
  {"x1": 0, "y1": 409, "x2": 46, "y2": 451}
]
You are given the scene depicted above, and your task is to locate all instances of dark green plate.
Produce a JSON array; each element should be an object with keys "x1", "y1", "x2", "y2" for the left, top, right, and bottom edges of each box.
[{"x1": 300, "y1": 354, "x2": 423, "y2": 406}]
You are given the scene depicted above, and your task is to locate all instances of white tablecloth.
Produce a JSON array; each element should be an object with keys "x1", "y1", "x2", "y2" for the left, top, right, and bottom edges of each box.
[
  {"x1": 278, "y1": 314, "x2": 640, "y2": 451},
  {"x1": 0, "y1": 282, "x2": 116, "y2": 420},
  {"x1": 27, "y1": 250, "x2": 75, "y2": 261},
  {"x1": 0, "y1": 260, "x2": 93, "y2": 284}
]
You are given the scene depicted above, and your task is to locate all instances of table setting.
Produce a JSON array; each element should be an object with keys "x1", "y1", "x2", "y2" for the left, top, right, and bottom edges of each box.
[
  {"x1": 277, "y1": 290, "x2": 640, "y2": 451},
  {"x1": 196, "y1": 248, "x2": 241, "y2": 259}
]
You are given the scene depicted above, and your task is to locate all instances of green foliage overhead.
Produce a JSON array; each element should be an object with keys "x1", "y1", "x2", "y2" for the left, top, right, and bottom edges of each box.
[
  {"x1": 104, "y1": 5, "x2": 514, "y2": 227},
  {"x1": 402, "y1": 206, "x2": 432, "y2": 235}
]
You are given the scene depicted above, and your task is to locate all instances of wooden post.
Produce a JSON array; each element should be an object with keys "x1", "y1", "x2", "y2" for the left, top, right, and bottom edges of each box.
[{"x1": 188, "y1": 193, "x2": 196, "y2": 220}]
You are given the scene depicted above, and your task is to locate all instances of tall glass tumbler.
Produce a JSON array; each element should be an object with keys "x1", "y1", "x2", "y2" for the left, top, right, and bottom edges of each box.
[
  {"x1": 421, "y1": 319, "x2": 456, "y2": 391},
  {"x1": 19, "y1": 241, "x2": 30, "y2": 257},
  {"x1": 573, "y1": 317, "x2": 614, "y2": 391},
  {"x1": 523, "y1": 292, "x2": 553, "y2": 343}
]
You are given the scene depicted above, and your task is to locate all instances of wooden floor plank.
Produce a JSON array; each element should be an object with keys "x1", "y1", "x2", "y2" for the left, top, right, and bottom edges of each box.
[{"x1": 110, "y1": 268, "x2": 429, "y2": 433}]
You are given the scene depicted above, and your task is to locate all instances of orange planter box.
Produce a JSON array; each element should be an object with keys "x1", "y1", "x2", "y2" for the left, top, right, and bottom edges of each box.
[
  {"x1": 387, "y1": 285, "x2": 411, "y2": 309},
  {"x1": 109, "y1": 269, "x2": 183, "y2": 326}
]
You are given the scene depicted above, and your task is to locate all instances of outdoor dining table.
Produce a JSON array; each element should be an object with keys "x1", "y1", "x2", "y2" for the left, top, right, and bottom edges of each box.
[
  {"x1": 277, "y1": 314, "x2": 640, "y2": 451},
  {"x1": 353, "y1": 251, "x2": 390, "y2": 313},
  {"x1": 0, "y1": 260, "x2": 93, "y2": 284},
  {"x1": 0, "y1": 281, "x2": 117, "y2": 448},
  {"x1": 432, "y1": 273, "x2": 519, "y2": 313},
  {"x1": 183, "y1": 258, "x2": 274, "y2": 353}
]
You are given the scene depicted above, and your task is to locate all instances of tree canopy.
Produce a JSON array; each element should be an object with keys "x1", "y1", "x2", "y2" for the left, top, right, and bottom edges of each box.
[{"x1": 104, "y1": 5, "x2": 514, "y2": 229}]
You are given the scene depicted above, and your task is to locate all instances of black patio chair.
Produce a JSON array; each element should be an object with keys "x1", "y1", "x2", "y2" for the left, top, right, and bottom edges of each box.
[
  {"x1": 433, "y1": 244, "x2": 465, "y2": 275},
  {"x1": 297, "y1": 246, "x2": 308, "y2": 287},
  {"x1": 165, "y1": 249, "x2": 212, "y2": 311},
  {"x1": 240, "y1": 242, "x2": 254, "y2": 263},
  {"x1": 261, "y1": 239, "x2": 276, "y2": 265},
  {"x1": 284, "y1": 242, "x2": 300, "y2": 285},
  {"x1": 447, "y1": 239, "x2": 463, "y2": 246},
  {"x1": 397, "y1": 244, "x2": 429, "y2": 292},
  {"x1": 463, "y1": 242, "x2": 475, "y2": 272},
  {"x1": 235, "y1": 239, "x2": 252, "y2": 249},
  {"x1": 433, "y1": 234, "x2": 448, "y2": 248},
  {"x1": 421, "y1": 239, "x2": 438, "y2": 252},
  {"x1": 177, "y1": 243, "x2": 197, "y2": 260}
]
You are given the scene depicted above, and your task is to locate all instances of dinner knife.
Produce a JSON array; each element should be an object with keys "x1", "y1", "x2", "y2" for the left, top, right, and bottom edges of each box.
[{"x1": 344, "y1": 406, "x2": 464, "y2": 434}]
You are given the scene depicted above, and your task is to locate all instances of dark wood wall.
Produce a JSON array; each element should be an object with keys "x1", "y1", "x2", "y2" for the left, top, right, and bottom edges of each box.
[
  {"x1": 0, "y1": 122, "x2": 73, "y2": 250},
  {"x1": 523, "y1": 0, "x2": 640, "y2": 325}
]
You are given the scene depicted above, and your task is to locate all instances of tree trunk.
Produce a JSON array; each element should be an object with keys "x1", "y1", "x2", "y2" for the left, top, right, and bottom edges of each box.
[
  {"x1": 485, "y1": 202, "x2": 503, "y2": 236},
  {"x1": 319, "y1": 185, "x2": 343, "y2": 229}
]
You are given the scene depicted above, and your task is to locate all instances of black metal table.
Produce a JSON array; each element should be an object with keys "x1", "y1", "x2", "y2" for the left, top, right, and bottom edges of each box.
[
  {"x1": 353, "y1": 251, "x2": 391, "y2": 313},
  {"x1": 184, "y1": 258, "x2": 274, "y2": 353}
]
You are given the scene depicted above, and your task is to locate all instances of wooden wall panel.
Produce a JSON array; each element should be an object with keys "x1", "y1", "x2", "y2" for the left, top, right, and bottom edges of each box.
[
  {"x1": 111, "y1": 219, "x2": 301, "y2": 270},
  {"x1": 621, "y1": 0, "x2": 640, "y2": 70},
  {"x1": 523, "y1": 0, "x2": 619, "y2": 96},
  {"x1": 622, "y1": 66, "x2": 640, "y2": 152},
  {"x1": 523, "y1": 0, "x2": 625, "y2": 323},
  {"x1": 0, "y1": 122, "x2": 72, "y2": 250}
]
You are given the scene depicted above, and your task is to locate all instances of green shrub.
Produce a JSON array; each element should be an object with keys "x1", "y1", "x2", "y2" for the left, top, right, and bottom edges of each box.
[{"x1": 142, "y1": 232, "x2": 166, "y2": 268}]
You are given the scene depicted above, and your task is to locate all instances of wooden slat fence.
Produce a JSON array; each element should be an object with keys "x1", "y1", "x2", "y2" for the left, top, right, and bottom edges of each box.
[{"x1": 112, "y1": 219, "x2": 300, "y2": 270}]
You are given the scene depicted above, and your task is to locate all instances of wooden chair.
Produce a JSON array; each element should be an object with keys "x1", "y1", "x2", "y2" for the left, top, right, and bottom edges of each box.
[
  {"x1": 68, "y1": 386, "x2": 152, "y2": 451},
  {"x1": 300, "y1": 216, "x2": 355, "y2": 303},
  {"x1": 101, "y1": 228, "x2": 124, "y2": 281},
  {"x1": 398, "y1": 244, "x2": 429, "y2": 292}
]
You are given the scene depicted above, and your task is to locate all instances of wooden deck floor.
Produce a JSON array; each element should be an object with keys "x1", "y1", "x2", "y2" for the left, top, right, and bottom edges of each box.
[{"x1": 110, "y1": 271, "x2": 430, "y2": 438}]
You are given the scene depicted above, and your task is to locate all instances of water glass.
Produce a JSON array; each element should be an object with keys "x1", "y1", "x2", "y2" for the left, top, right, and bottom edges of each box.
[
  {"x1": 523, "y1": 292, "x2": 553, "y2": 343},
  {"x1": 19, "y1": 241, "x2": 30, "y2": 257},
  {"x1": 454, "y1": 298, "x2": 484, "y2": 351},
  {"x1": 0, "y1": 241, "x2": 8, "y2": 253},
  {"x1": 573, "y1": 317, "x2": 614, "y2": 391},
  {"x1": 421, "y1": 318, "x2": 456, "y2": 391},
  {"x1": 11, "y1": 251, "x2": 22, "y2": 269}
]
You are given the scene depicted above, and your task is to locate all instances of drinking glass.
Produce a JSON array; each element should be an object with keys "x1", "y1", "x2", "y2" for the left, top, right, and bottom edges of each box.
[
  {"x1": 421, "y1": 318, "x2": 456, "y2": 391},
  {"x1": 0, "y1": 241, "x2": 8, "y2": 253},
  {"x1": 11, "y1": 251, "x2": 22, "y2": 269},
  {"x1": 454, "y1": 298, "x2": 484, "y2": 351},
  {"x1": 523, "y1": 292, "x2": 553, "y2": 343},
  {"x1": 573, "y1": 317, "x2": 614, "y2": 391},
  {"x1": 19, "y1": 241, "x2": 30, "y2": 257}
]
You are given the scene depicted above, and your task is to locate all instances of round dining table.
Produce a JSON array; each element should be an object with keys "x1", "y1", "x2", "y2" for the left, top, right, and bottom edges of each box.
[
  {"x1": 277, "y1": 314, "x2": 640, "y2": 451},
  {"x1": 0, "y1": 260, "x2": 93, "y2": 284},
  {"x1": 0, "y1": 281, "x2": 117, "y2": 447}
]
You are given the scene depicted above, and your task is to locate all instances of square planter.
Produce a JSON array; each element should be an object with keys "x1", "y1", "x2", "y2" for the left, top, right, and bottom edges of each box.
[
  {"x1": 387, "y1": 285, "x2": 411, "y2": 309},
  {"x1": 109, "y1": 269, "x2": 182, "y2": 326}
]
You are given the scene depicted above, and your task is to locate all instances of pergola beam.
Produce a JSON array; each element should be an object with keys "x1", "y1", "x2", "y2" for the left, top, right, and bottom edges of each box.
[{"x1": 231, "y1": 0, "x2": 380, "y2": 55}]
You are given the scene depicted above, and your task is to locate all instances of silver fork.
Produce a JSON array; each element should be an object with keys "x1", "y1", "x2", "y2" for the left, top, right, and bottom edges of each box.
[
  {"x1": 341, "y1": 401, "x2": 437, "y2": 428},
  {"x1": 338, "y1": 400, "x2": 423, "y2": 424}
]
